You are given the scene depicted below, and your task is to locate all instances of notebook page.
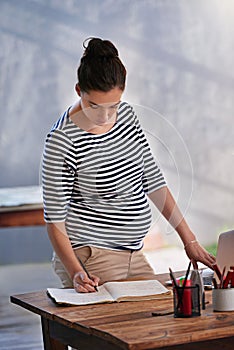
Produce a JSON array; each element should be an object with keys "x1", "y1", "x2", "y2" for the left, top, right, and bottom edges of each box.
[
  {"x1": 104, "y1": 280, "x2": 170, "y2": 301},
  {"x1": 47, "y1": 285, "x2": 114, "y2": 305}
]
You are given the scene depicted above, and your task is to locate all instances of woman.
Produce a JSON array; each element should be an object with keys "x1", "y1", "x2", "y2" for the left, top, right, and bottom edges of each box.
[{"x1": 42, "y1": 37, "x2": 215, "y2": 293}]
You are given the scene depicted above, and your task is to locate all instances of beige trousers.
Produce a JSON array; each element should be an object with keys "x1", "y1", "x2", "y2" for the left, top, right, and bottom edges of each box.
[{"x1": 52, "y1": 245, "x2": 156, "y2": 287}]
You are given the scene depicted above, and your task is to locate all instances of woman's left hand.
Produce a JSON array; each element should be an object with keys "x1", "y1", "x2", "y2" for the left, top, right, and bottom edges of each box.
[{"x1": 184, "y1": 240, "x2": 216, "y2": 269}]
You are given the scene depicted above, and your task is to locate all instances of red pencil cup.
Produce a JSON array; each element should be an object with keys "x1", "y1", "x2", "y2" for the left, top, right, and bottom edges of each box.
[{"x1": 173, "y1": 283, "x2": 201, "y2": 318}]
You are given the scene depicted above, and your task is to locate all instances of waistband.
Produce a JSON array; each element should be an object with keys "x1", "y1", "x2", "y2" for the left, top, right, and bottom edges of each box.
[{"x1": 73, "y1": 244, "x2": 142, "y2": 253}]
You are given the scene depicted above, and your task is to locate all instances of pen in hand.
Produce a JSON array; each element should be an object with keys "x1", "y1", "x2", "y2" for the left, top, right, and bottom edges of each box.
[{"x1": 77, "y1": 257, "x2": 98, "y2": 292}]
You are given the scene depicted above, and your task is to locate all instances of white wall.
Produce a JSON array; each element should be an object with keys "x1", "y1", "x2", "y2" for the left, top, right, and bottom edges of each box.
[{"x1": 0, "y1": 0, "x2": 233, "y2": 255}]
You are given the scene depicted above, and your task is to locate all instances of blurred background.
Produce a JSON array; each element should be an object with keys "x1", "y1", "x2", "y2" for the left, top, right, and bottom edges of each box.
[{"x1": 0, "y1": 0, "x2": 233, "y2": 264}]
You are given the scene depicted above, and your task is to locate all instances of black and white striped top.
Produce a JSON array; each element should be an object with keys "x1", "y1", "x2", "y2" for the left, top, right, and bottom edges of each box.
[{"x1": 42, "y1": 102, "x2": 166, "y2": 250}]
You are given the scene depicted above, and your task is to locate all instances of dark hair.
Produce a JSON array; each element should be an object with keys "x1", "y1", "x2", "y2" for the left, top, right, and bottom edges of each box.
[{"x1": 77, "y1": 37, "x2": 126, "y2": 93}]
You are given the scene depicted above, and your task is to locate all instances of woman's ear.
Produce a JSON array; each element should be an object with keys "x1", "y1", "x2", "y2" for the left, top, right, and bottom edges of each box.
[{"x1": 75, "y1": 83, "x2": 81, "y2": 96}]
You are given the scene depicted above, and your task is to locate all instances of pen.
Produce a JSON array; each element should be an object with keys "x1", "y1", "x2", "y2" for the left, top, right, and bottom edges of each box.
[
  {"x1": 212, "y1": 277, "x2": 218, "y2": 289},
  {"x1": 77, "y1": 257, "x2": 98, "y2": 292},
  {"x1": 177, "y1": 261, "x2": 192, "y2": 314},
  {"x1": 182, "y1": 261, "x2": 192, "y2": 289},
  {"x1": 169, "y1": 267, "x2": 179, "y2": 289},
  {"x1": 220, "y1": 266, "x2": 226, "y2": 289},
  {"x1": 230, "y1": 267, "x2": 234, "y2": 288},
  {"x1": 213, "y1": 263, "x2": 222, "y2": 280},
  {"x1": 222, "y1": 271, "x2": 234, "y2": 289}
]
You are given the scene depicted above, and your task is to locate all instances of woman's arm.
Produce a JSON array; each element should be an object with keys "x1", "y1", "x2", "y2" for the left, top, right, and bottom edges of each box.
[
  {"x1": 148, "y1": 186, "x2": 216, "y2": 269},
  {"x1": 46, "y1": 222, "x2": 99, "y2": 292}
]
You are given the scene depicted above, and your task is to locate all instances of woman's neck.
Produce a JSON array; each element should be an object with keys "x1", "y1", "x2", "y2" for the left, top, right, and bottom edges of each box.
[{"x1": 69, "y1": 101, "x2": 116, "y2": 135}]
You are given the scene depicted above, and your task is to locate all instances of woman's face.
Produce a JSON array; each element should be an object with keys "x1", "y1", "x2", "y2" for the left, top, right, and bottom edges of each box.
[{"x1": 77, "y1": 86, "x2": 123, "y2": 128}]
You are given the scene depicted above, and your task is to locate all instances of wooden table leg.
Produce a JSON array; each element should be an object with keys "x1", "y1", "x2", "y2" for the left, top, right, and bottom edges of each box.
[
  {"x1": 47, "y1": 318, "x2": 122, "y2": 350},
  {"x1": 41, "y1": 317, "x2": 68, "y2": 350}
]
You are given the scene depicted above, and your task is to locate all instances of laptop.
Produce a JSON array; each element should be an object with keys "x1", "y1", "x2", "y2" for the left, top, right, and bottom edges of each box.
[
  {"x1": 202, "y1": 229, "x2": 234, "y2": 288},
  {"x1": 166, "y1": 230, "x2": 234, "y2": 288}
]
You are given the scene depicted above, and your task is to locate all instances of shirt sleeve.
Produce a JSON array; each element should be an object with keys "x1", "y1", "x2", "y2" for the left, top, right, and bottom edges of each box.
[
  {"x1": 42, "y1": 129, "x2": 77, "y2": 223},
  {"x1": 133, "y1": 109, "x2": 167, "y2": 194}
]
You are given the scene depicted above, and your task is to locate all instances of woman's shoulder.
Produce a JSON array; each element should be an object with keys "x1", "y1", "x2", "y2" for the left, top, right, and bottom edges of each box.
[
  {"x1": 45, "y1": 108, "x2": 76, "y2": 144},
  {"x1": 118, "y1": 101, "x2": 138, "y2": 124},
  {"x1": 119, "y1": 100, "x2": 133, "y2": 111},
  {"x1": 50, "y1": 108, "x2": 71, "y2": 132},
  {"x1": 118, "y1": 101, "x2": 136, "y2": 117}
]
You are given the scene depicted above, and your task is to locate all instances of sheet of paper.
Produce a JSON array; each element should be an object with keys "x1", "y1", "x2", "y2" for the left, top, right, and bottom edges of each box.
[
  {"x1": 47, "y1": 286, "x2": 114, "y2": 305},
  {"x1": 104, "y1": 280, "x2": 170, "y2": 300}
]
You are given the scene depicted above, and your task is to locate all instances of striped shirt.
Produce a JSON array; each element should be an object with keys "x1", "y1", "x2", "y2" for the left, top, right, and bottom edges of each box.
[{"x1": 42, "y1": 102, "x2": 166, "y2": 250}]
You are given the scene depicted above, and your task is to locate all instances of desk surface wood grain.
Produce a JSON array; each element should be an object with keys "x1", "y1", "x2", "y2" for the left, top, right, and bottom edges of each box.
[{"x1": 11, "y1": 273, "x2": 234, "y2": 350}]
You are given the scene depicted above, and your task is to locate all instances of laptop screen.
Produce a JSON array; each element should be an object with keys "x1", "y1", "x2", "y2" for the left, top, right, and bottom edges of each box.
[{"x1": 216, "y1": 230, "x2": 234, "y2": 272}]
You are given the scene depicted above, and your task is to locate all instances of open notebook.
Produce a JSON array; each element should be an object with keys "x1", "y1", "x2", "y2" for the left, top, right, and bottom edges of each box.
[{"x1": 47, "y1": 279, "x2": 171, "y2": 306}]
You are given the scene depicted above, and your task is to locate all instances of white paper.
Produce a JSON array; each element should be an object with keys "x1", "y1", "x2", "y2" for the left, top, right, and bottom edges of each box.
[
  {"x1": 47, "y1": 279, "x2": 171, "y2": 306},
  {"x1": 47, "y1": 285, "x2": 114, "y2": 305}
]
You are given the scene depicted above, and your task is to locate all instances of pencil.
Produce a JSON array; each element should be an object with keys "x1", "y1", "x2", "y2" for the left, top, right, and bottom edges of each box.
[
  {"x1": 212, "y1": 277, "x2": 218, "y2": 289},
  {"x1": 77, "y1": 257, "x2": 98, "y2": 292},
  {"x1": 182, "y1": 261, "x2": 192, "y2": 289},
  {"x1": 177, "y1": 261, "x2": 192, "y2": 310},
  {"x1": 220, "y1": 266, "x2": 226, "y2": 289},
  {"x1": 213, "y1": 263, "x2": 222, "y2": 280},
  {"x1": 169, "y1": 267, "x2": 179, "y2": 288}
]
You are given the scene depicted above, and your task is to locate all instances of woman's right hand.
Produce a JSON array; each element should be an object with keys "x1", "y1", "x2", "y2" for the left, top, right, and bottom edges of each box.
[{"x1": 73, "y1": 271, "x2": 100, "y2": 293}]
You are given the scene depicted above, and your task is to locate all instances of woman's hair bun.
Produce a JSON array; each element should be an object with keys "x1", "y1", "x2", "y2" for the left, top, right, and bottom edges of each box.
[
  {"x1": 78, "y1": 37, "x2": 126, "y2": 92},
  {"x1": 83, "y1": 37, "x2": 118, "y2": 59}
]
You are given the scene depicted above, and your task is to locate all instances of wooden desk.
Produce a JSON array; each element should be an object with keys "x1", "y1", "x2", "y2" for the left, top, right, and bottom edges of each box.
[
  {"x1": 0, "y1": 205, "x2": 44, "y2": 227},
  {"x1": 10, "y1": 274, "x2": 234, "y2": 350},
  {"x1": 0, "y1": 186, "x2": 44, "y2": 227}
]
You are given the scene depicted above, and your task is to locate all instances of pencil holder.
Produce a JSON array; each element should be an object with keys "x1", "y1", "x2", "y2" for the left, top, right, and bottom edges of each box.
[
  {"x1": 212, "y1": 288, "x2": 234, "y2": 311},
  {"x1": 173, "y1": 284, "x2": 201, "y2": 318}
]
